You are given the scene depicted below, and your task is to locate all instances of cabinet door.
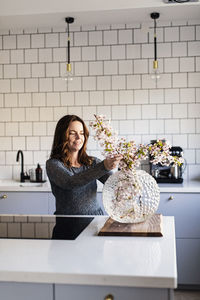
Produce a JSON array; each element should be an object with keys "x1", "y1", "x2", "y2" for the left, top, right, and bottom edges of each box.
[
  {"x1": 55, "y1": 284, "x2": 170, "y2": 300},
  {"x1": 48, "y1": 192, "x2": 55, "y2": 214},
  {"x1": 0, "y1": 192, "x2": 49, "y2": 214},
  {"x1": 176, "y1": 239, "x2": 200, "y2": 285},
  {"x1": 0, "y1": 282, "x2": 53, "y2": 300},
  {"x1": 157, "y1": 193, "x2": 200, "y2": 238}
]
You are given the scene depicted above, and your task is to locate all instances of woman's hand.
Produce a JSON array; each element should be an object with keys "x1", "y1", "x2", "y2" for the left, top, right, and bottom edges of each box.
[{"x1": 104, "y1": 155, "x2": 123, "y2": 171}]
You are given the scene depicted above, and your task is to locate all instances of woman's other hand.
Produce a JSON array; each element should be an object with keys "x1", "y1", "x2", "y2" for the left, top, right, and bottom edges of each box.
[{"x1": 104, "y1": 155, "x2": 123, "y2": 171}]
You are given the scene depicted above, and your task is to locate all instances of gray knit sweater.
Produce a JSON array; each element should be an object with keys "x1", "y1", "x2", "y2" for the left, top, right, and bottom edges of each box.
[{"x1": 46, "y1": 157, "x2": 111, "y2": 215}]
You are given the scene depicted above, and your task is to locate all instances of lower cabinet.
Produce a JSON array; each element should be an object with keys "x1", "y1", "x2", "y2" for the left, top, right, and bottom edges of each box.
[
  {"x1": 55, "y1": 284, "x2": 172, "y2": 300},
  {"x1": 0, "y1": 191, "x2": 55, "y2": 215},
  {"x1": 158, "y1": 192, "x2": 200, "y2": 286},
  {"x1": 0, "y1": 282, "x2": 53, "y2": 300}
]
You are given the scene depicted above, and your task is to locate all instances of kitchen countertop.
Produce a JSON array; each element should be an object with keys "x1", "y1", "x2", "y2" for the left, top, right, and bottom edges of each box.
[
  {"x1": 0, "y1": 179, "x2": 199, "y2": 193},
  {"x1": 0, "y1": 215, "x2": 177, "y2": 289}
]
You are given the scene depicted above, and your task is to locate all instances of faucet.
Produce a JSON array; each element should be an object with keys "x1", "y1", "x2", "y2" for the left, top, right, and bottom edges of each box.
[{"x1": 16, "y1": 150, "x2": 30, "y2": 182}]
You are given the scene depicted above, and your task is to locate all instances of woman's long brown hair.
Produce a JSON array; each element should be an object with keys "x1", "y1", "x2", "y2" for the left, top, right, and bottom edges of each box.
[{"x1": 50, "y1": 115, "x2": 93, "y2": 167}]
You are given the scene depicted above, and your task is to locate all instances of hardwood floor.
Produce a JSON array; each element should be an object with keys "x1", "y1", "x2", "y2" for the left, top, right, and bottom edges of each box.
[{"x1": 174, "y1": 290, "x2": 200, "y2": 300}]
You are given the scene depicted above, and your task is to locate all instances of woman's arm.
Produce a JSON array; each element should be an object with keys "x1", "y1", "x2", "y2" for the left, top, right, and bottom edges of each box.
[{"x1": 46, "y1": 158, "x2": 109, "y2": 190}]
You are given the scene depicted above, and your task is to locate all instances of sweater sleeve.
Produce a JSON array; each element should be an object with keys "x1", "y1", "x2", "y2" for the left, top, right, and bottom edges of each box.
[{"x1": 46, "y1": 158, "x2": 110, "y2": 190}]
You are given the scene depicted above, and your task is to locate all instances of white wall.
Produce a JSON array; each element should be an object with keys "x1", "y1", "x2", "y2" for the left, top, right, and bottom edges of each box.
[{"x1": 0, "y1": 20, "x2": 200, "y2": 181}]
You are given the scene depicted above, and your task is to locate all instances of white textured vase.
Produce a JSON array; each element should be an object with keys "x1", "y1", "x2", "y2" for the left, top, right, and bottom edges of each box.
[{"x1": 102, "y1": 169, "x2": 160, "y2": 223}]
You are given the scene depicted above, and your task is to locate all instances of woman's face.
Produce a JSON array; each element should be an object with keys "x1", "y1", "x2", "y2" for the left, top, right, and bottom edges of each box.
[{"x1": 67, "y1": 121, "x2": 85, "y2": 152}]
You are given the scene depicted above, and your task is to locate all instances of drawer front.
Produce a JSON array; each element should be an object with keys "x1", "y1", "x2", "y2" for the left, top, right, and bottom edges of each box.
[
  {"x1": 157, "y1": 193, "x2": 200, "y2": 238},
  {"x1": 176, "y1": 239, "x2": 200, "y2": 285},
  {"x1": 55, "y1": 284, "x2": 169, "y2": 300}
]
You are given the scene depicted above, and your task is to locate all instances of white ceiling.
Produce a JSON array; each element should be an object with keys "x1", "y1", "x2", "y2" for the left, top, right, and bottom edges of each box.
[{"x1": 0, "y1": 0, "x2": 200, "y2": 30}]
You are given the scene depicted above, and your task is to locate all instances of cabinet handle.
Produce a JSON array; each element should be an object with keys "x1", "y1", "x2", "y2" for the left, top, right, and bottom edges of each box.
[
  {"x1": 104, "y1": 294, "x2": 114, "y2": 300},
  {"x1": 0, "y1": 194, "x2": 7, "y2": 199},
  {"x1": 168, "y1": 195, "x2": 173, "y2": 200}
]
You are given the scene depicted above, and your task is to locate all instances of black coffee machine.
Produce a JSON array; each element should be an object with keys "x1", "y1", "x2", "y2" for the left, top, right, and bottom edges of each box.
[{"x1": 150, "y1": 143, "x2": 184, "y2": 183}]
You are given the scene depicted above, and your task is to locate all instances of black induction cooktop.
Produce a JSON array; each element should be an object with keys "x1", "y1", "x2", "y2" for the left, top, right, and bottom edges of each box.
[{"x1": 0, "y1": 215, "x2": 94, "y2": 240}]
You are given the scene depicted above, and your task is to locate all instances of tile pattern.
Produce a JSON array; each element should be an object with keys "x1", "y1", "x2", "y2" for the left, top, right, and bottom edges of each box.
[{"x1": 0, "y1": 21, "x2": 199, "y2": 180}]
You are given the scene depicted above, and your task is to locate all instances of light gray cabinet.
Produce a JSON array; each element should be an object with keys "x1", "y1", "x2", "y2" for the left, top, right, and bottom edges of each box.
[
  {"x1": 158, "y1": 192, "x2": 200, "y2": 286},
  {"x1": 55, "y1": 284, "x2": 173, "y2": 300},
  {"x1": 0, "y1": 191, "x2": 51, "y2": 215},
  {"x1": 0, "y1": 282, "x2": 53, "y2": 300}
]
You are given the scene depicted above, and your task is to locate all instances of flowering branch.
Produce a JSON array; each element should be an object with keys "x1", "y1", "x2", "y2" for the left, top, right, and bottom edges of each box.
[{"x1": 90, "y1": 115, "x2": 184, "y2": 171}]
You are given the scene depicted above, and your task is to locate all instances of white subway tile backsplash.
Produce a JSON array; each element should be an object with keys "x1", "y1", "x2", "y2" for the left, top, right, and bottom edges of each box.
[
  {"x1": 135, "y1": 120, "x2": 149, "y2": 134},
  {"x1": 39, "y1": 78, "x2": 52, "y2": 92},
  {"x1": 11, "y1": 49, "x2": 24, "y2": 63},
  {"x1": 180, "y1": 119, "x2": 195, "y2": 133},
  {"x1": 188, "y1": 41, "x2": 200, "y2": 56},
  {"x1": 112, "y1": 75, "x2": 126, "y2": 90},
  {"x1": 141, "y1": 44, "x2": 154, "y2": 59},
  {"x1": 68, "y1": 106, "x2": 82, "y2": 117},
  {"x1": 4, "y1": 64, "x2": 17, "y2": 78},
  {"x1": 180, "y1": 26, "x2": 195, "y2": 41},
  {"x1": 134, "y1": 89, "x2": 148, "y2": 104},
  {"x1": 11, "y1": 79, "x2": 24, "y2": 93},
  {"x1": 150, "y1": 120, "x2": 164, "y2": 134},
  {"x1": 119, "y1": 30, "x2": 132, "y2": 44},
  {"x1": 119, "y1": 120, "x2": 134, "y2": 134},
  {"x1": 165, "y1": 88, "x2": 179, "y2": 103},
  {"x1": 89, "y1": 62, "x2": 103, "y2": 76},
  {"x1": 25, "y1": 49, "x2": 38, "y2": 63},
  {"x1": 180, "y1": 57, "x2": 195, "y2": 72},
  {"x1": 45, "y1": 33, "x2": 59, "y2": 48},
  {"x1": 46, "y1": 63, "x2": 59, "y2": 77},
  {"x1": 142, "y1": 105, "x2": 156, "y2": 119},
  {"x1": 172, "y1": 134, "x2": 187, "y2": 148},
  {"x1": 157, "y1": 104, "x2": 171, "y2": 119},
  {"x1": 134, "y1": 28, "x2": 148, "y2": 44},
  {"x1": 32, "y1": 63, "x2": 45, "y2": 77},
  {"x1": 3, "y1": 35, "x2": 16, "y2": 49},
  {"x1": 17, "y1": 35, "x2": 30, "y2": 49},
  {"x1": 172, "y1": 42, "x2": 187, "y2": 57},
  {"x1": 74, "y1": 62, "x2": 88, "y2": 76},
  {"x1": 188, "y1": 103, "x2": 200, "y2": 118},
  {"x1": 196, "y1": 88, "x2": 200, "y2": 103},
  {"x1": 172, "y1": 73, "x2": 187, "y2": 88},
  {"x1": 127, "y1": 75, "x2": 141, "y2": 90},
  {"x1": 118, "y1": 60, "x2": 133, "y2": 75},
  {"x1": 18, "y1": 64, "x2": 31, "y2": 78},
  {"x1": 82, "y1": 77, "x2": 96, "y2": 91},
  {"x1": 60, "y1": 92, "x2": 74, "y2": 106},
  {"x1": 89, "y1": 31, "x2": 102, "y2": 45},
  {"x1": 127, "y1": 105, "x2": 141, "y2": 120},
  {"x1": 0, "y1": 50, "x2": 10, "y2": 63},
  {"x1": 75, "y1": 91, "x2": 89, "y2": 106},
  {"x1": 188, "y1": 134, "x2": 200, "y2": 148},
  {"x1": 164, "y1": 58, "x2": 179, "y2": 73},
  {"x1": 126, "y1": 44, "x2": 140, "y2": 59},
  {"x1": 97, "y1": 76, "x2": 111, "y2": 90},
  {"x1": 111, "y1": 45, "x2": 125, "y2": 60},
  {"x1": 196, "y1": 57, "x2": 200, "y2": 71},
  {"x1": 141, "y1": 74, "x2": 156, "y2": 89},
  {"x1": 26, "y1": 137, "x2": 40, "y2": 150},
  {"x1": 119, "y1": 90, "x2": 133, "y2": 105},
  {"x1": 0, "y1": 108, "x2": 11, "y2": 121},
  {"x1": 39, "y1": 48, "x2": 52, "y2": 62},
  {"x1": 180, "y1": 88, "x2": 195, "y2": 103},
  {"x1": 184, "y1": 149, "x2": 195, "y2": 164},
  {"x1": 6, "y1": 123, "x2": 18, "y2": 136},
  {"x1": 83, "y1": 106, "x2": 96, "y2": 120},
  {"x1": 105, "y1": 91, "x2": 118, "y2": 105},
  {"x1": 32, "y1": 93, "x2": 46, "y2": 107},
  {"x1": 0, "y1": 79, "x2": 10, "y2": 93},
  {"x1": 40, "y1": 107, "x2": 53, "y2": 121},
  {"x1": 89, "y1": 91, "x2": 104, "y2": 105},
  {"x1": 165, "y1": 119, "x2": 179, "y2": 134},
  {"x1": 26, "y1": 107, "x2": 39, "y2": 121},
  {"x1": 104, "y1": 30, "x2": 117, "y2": 45},
  {"x1": 33, "y1": 122, "x2": 47, "y2": 136},
  {"x1": 173, "y1": 104, "x2": 187, "y2": 118},
  {"x1": 158, "y1": 43, "x2": 172, "y2": 58},
  {"x1": 31, "y1": 34, "x2": 45, "y2": 48},
  {"x1": 25, "y1": 78, "x2": 38, "y2": 92},
  {"x1": 67, "y1": 77, "x2": 82, "y2": 92},
  {"x1": 149, "y1": 89, "x2": 164, "y2": 104},
  {"x1": 0, "y1": 137, "x2": 12, "y2": 150},
  {"x1": 165, "y1": 27, "x2": 179, "y2": 42},
  {"x1": 5, "y1": 94, "x2": 18, "y2": 107},
  {"x1": 13, "y1": 136, "x2": 26, "y2": 150},
  {"x1": 53, "y1": 107, "x2": 68, "y2": 120},
  {"x1": 53, "y1": 77, "x2": 67, "y2": 92},
  {"x1": 134, "y1": 59, "x2": 148, "y2": 74},
  {"x1": 82, "y1": 47, "x2": 96, "y2": 61},
  {"x1": 104, "y1": 61, "x2": 118, "y2": 75},
  {"x1": 0, "y1": 123, "x2": 5, "y2": 135},
  {"x1": 46, "y1": 92, "x2": 60, "y2": 106},
  {"x1": 96, "y1": 46, "x2": 110, "y2": 60},
  {"x1": 188, "y1": 72, "x2": 200, "y2": 87},
  {"x1": 74, "y1": 32, "x2": 88, "y2": 46},
  {"x1": 112, "y1": 105, "x2": 126, "y2": 120},
  {"x1": 53, "y1": 48, "x2": 66, "y2": 62},
  {"x1": 19, "y1": 122, "x2": 33, "y2": 136}
]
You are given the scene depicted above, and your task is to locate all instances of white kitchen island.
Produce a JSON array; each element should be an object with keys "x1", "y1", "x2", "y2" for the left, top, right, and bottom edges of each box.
[{"x1": 0, "y1": 216, "x2": 177, "y2": 300}]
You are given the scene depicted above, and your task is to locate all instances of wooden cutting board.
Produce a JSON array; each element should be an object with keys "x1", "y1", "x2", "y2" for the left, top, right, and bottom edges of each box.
[{"x1": 98, "y1": 214, "x2": 163, "y2": 237}]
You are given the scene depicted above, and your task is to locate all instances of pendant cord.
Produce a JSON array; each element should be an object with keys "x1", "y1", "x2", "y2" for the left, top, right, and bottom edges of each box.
[
  {"x1": 67, "y1": 22, "x2": 70, "y2": 65},
  {"x1": 154, "y1": 18, "x2": 157, "y2": 63}
]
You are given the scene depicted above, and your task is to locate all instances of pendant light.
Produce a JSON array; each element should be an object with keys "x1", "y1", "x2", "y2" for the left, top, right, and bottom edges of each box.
[
  {"x1": 62, "y1": 17, "x2": 74, "y2": 81},
  {"x1": 150, "y1": 12, "x2": 160, "y2": 80}
]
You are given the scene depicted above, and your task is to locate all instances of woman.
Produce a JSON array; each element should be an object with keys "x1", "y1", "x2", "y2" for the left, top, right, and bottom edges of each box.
[{"x1": 46, "y1": 115, "x2": 122, "y2": 215}]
